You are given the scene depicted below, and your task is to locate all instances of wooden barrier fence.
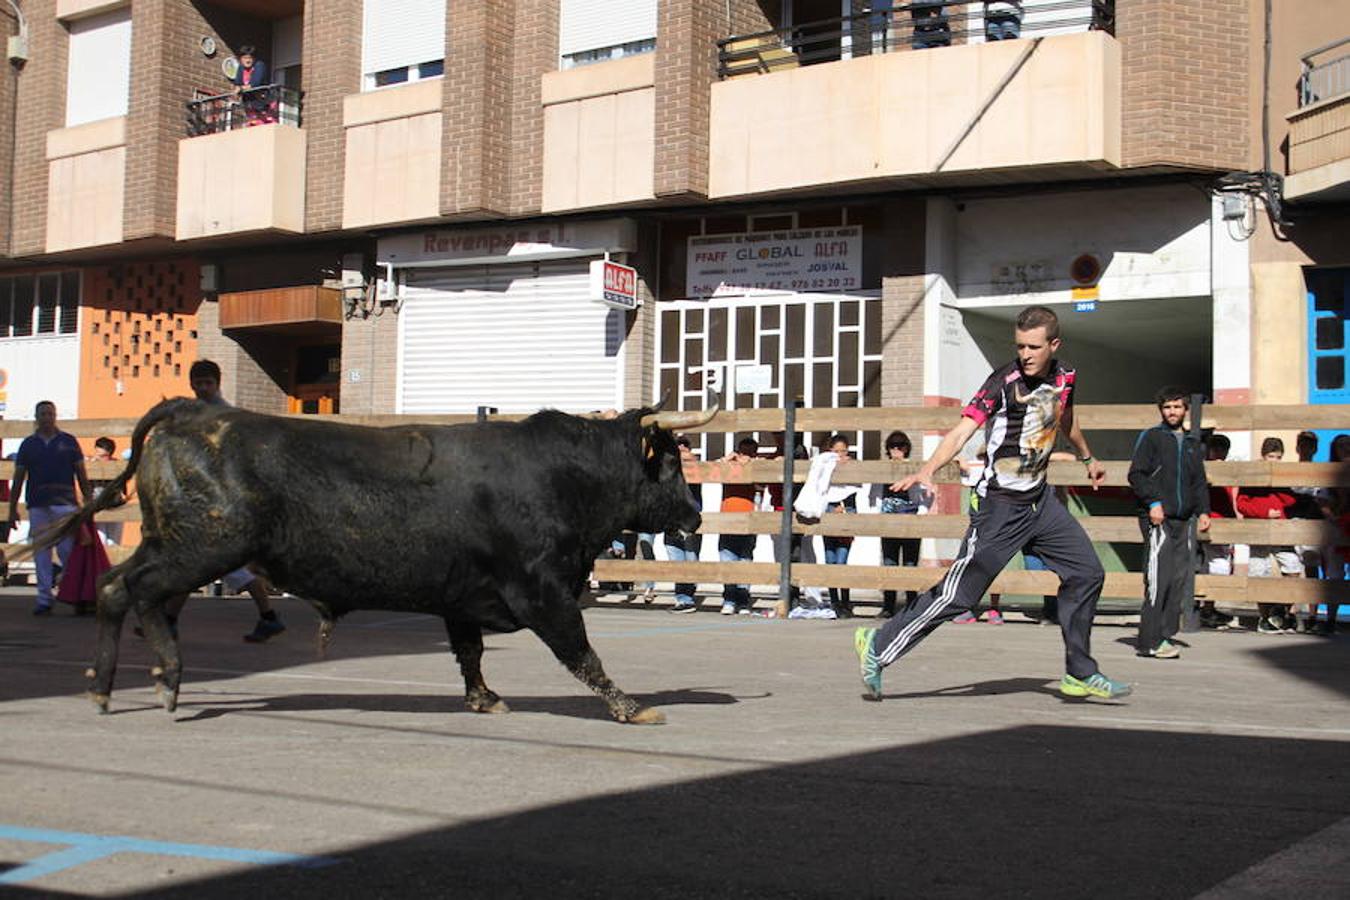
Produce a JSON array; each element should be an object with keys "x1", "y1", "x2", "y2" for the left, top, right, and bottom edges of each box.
[{"x1": 3, "y1": 403, "x2": 1349, "y2": 611}]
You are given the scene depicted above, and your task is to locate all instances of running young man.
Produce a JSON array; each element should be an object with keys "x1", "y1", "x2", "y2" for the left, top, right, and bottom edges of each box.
[{"x1": 854, "y1": 305, "x2": 1132, "y2": 700}]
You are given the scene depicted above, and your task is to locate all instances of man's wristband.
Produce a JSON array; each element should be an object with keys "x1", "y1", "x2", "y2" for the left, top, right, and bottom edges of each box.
[{"x1": 1079, "y1": 455, "x2": 1094, "y2": 466}]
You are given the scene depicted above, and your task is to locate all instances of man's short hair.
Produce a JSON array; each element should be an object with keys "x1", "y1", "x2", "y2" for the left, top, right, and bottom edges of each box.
[
  {"x1": 736, "y1": 436, "x2": 759, "y2": 455},
  {"x1": 238, "y1": 45, "x2": 256, "y2": 56},
  {"x1": 189, "y1": 359, "x2": 221, "y2": 382},
  {"x1": 1015, "y1": 305, "x2": 1060, "y2": 340},
  {"x1": 1296, "y1": 430, "x2": 1318, "y2": 451},
  {"x1": 674, "y1": 434, "x2": 692, "y2": 449},
  {"x1": 34, "y1": 400, "x2": 55, "y2": 415},
  {"x1": 1206, "y1": 433, "x2": 1231, "y2": 454},
  {"x1": 1260, "y1": 436, "x2": 1284, "y2": 457},
  {"x1": 1155, "y1": 386, "x2": 1190, "y2": 408},
  {"x1": 94, "y1": 436, "x2": 116, "y2": 454}
]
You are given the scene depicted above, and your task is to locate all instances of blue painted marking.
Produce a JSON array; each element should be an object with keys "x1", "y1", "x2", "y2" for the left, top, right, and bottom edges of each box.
[
  {"x1": 1074, "y1": 300, "x2": 1097, "y2": 312},
  {"x1": 0, "y1": 824, "x2": 335, "y2": 886}
]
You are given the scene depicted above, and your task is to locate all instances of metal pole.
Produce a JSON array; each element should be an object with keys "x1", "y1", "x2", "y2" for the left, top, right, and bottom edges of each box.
[
  {"x1": 476, "y1": 405, "x2": 497, "y2": 423},
  {"x1": 776, "y1": 400, "x2": 800, "y2": 617},
  {"x1": 1181, "y1": 392, "x2": 1206, "y2": 633}
]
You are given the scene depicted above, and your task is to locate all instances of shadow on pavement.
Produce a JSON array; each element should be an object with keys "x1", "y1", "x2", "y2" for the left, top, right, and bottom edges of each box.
[
  {"x1": 8, "y1": 724, "x2": 1333, "y2": 900},
  {"x1": 1248, "y1": 635, "x2": 1350, "y2": 700}
]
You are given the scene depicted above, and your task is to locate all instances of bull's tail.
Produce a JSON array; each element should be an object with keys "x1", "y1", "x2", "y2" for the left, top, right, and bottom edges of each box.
[{"x1": 10, "y1": 398, "x2": 199, "y2": 563}]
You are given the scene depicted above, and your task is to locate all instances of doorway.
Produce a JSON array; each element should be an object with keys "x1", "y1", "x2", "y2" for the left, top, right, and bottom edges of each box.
[{"x1": 288, "y1": 343, "x2": 340, "y2": 414}]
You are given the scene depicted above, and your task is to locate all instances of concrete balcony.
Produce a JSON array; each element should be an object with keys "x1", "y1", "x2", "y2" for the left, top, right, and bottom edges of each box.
[
  {"x1": 708, "y1": 30, "x2": 1121, "y2": 199},
  {"x1": 1285, "y1": 95, "x2": 1350, "y2": 203},
  {"x1": 341, "y1": 80, "x2": 443, "y2": 229},
  {"x1": 176, "y1": 123, "x2": 307, "y2": 240},
  {"x1": 540, "y1": 55, "x2": 656, "y2": 213},
  {"x1": 45, "y1": 116, "x2": 126, "y2": 253}
]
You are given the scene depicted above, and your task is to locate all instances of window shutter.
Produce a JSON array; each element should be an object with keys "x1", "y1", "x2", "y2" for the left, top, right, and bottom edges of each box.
[
  {"x1": 65, "y1": 8, "x2": 132, "y2": 127},
  {"x1": 559, "y1": 0, "x2": 657, "y2": 58},
  {"x1": 362, "y1": 0, "x2": 447, "y2": 78}
]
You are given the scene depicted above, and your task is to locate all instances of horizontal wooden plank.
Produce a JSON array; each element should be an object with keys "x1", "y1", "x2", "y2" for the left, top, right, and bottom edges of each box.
[
  {"x1": 7, "y1": 403, "x2": 1347, "y2": 441},
  {"x1": 593, "y1": 560, "x2": 1350, "y2": 607}
]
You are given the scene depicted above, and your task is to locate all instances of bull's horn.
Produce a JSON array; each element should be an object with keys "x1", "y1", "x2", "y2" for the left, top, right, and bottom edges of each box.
[{"x1": 640, "y1": 392, "x2": 721, "y2": 431}]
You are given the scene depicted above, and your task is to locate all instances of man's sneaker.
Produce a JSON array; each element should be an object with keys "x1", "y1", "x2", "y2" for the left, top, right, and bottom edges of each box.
[
  {"x1": 670, "y1": 603, "x2": 698, "y2": 614},
  {"x1": 243, "y1": 616, "x2": 286, "y2": 643},
  {"x1": 720, "y1": 601, "x2": 736, "y2": 616},
  {"x1": 986, "y1": 609, "x2": 1005, "y2": 625},
  {"x1": 32, "y1": 605, "x2": 52, "y2": 617},
  {"x1": 1256, "y1": 617, "x2": 1283, "y2": 635},
  {"x1": 1060, "y1": 672, "x2": 1132, "y2": 699},
  {"x1": 953, "y1": 610, "x2": 978, "y2": 624},
  {"x1": 736, "y1": 605, "x2": 752, "y2": 615},
  {"x1": 854, "y1": 627, "x2": 883, "y2": 701},
  {"x1": 1150, "y1": 640, "x2": 1181, "y2": 659}
]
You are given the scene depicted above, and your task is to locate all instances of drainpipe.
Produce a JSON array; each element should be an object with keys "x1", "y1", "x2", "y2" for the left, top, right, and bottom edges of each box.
[{"x1": 3, "y1": 0, "x2": 26, "y2": 257}]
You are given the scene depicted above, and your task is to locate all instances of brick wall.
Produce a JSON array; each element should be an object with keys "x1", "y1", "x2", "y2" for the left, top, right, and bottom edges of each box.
[
  {"x1": 10, "y1": 1, "x2": 62, "y2": 257},
  {"x1": 304, "y1": 0, "x2": 361, "y2": 232},
  {"x1": 339, "y1": 309, "x2": 399, "y2": 415},
  {"x1": 441, "y1": 0, "x2": 510, "y2": 218},
  {"x1": 879, "y1": 197, "x2": 926, "y2": 408},
  {"x1": 1118, "y1": 0, "x2": 1249, "y2": 171},
  {"x1": 508, "y1": 0, "x2": 557, "y2": 216},
  {"x1": 0, "y1": 49, "x2": 14, "y2": 256},
  {"x1": 653, "y1": 0, "x2": 721, "y2": 200}
]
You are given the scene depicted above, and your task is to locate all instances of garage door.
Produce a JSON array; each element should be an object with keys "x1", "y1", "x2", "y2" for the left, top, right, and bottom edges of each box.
[{"x1": 398, "y1": 259, "x2": 625, "y2": 414}]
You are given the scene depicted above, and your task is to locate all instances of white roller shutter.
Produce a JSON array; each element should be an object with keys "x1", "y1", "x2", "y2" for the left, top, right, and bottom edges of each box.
[
  {"x1": 398, "y1": 260, "x2": 624, "y2": 415},
  {"x1": 559, "y1": 0, "x2": 657, "y2": 58},
  {"x1": 65, "y1": 8, "x2": 132, "y2": 127},
  {"x1": 362, "y1": 0, "x2": 447, "y2": 78}
]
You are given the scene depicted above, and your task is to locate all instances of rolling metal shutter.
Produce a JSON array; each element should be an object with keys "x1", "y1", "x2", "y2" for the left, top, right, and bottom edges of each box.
[
  {"x1": 559, "y1": 0, "x2": 657, "y2": 58},
  {"x1": 361, "y1": 0, "x2": 447, "y2": 78},
  {"x1": 398, "y1": 260, "x2": 624, "y2": 415}
]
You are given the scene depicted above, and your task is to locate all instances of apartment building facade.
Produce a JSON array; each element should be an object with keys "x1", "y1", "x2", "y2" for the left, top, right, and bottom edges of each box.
[{"x1": 0, "y1": 0, "x2": 1345, "y2": 467}]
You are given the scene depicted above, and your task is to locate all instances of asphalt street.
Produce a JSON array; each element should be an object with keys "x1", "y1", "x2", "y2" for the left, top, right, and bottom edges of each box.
[{"x1": 1, "y1": 587, "x2": 1347, "y2": 898}]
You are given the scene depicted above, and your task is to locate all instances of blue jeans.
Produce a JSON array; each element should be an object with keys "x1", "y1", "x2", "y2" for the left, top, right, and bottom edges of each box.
[
  {"x1": 985, "y1": 12, "x2": 1021, "y2": 41},
  {"x1": 665, "y1": 541, "x2": 701, "y2": 607},
  {"x1": 718, "y1": 534, "x2": 755, "y2": 608},
  {"x1": 30, "y1": 504, "x2": 78, "y2": 608}
]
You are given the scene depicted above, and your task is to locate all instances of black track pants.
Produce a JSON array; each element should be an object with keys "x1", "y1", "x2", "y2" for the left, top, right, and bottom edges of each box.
[
  {"x1": 871, "y1": 490, "x2": 1106, "y2": 680},
  {"x1": 1138, "y1": 517, "x2": 1193, "y2": 652}
]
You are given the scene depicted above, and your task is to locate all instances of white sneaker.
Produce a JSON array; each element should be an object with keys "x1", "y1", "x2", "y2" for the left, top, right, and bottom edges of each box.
[{"x1": 720, "y1": 601, "x2": 736, "y2": 616}]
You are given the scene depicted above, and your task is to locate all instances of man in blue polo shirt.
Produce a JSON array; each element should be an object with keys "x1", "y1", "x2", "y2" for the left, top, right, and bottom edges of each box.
[{"x1": 7, "y1": 400, "x2": 91, "y2": 615}]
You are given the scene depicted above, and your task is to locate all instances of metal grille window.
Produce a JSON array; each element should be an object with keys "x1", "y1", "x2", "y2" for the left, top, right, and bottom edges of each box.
[
  {"x1": 1308, "y1": 267, "x2": 1350, "y2": 403},
  {"x1": 0, "y1": 272, "x2": 80, "y2": 339},
  {"x1": 656, "y1": 292, "x2": 884, "y2": 459}
]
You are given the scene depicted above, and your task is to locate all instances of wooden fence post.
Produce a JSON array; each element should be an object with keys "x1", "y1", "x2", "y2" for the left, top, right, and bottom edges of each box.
[{"x1": 776, "y1": 401, "x2": 800, "y2": 618}]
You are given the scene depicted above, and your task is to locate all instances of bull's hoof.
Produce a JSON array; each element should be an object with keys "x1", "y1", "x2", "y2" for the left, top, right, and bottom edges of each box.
[
  {"x1": 88, "y1": 692, "x2": 110, "y2": 714},
  {"x1": 154, "y1": 681, "x2": 179, "y2": 713},
  {"x1": 621, "y1": 707, "x2": 666, "y2": 725},
  {"x1": 467, "y1": 695, "x2": 510, "y2": 715}
]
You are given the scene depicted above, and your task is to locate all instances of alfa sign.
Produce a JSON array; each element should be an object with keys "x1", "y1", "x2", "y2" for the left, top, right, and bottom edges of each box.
[{"x1": 590, "y1": 259, "x2": 640, "y2": 311}]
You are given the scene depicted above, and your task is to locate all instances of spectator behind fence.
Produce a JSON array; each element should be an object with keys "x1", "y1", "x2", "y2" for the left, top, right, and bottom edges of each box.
[
  {"x1": 1316, "y1": 433, "x2": 1350, "y2": 635},
  {"x1": 765, "y1": 432, "x2": 811, "y2": 610},
  {"x1": 89, "y1": 437, "x2": 127, "y2": 547},
  {"x1": 1199, "y1": 432, "x2": 1237, "y2": 629},
  {"x1": 953, "y1": 448, "x2": 1006, "y2": 625},
  {"x1": 665, "y1": 434, "x2": 704, "y2": 614},
  {"x1": 1236, "y1": 437, "x2": 1303, "y2": 634},
  {"x1": 6, "y1": 401, "x2": 92, "y2": 616},
  {"x1": 984, "y1": 1, "x2": 1023, "y2": 40},
  {"x1": 1128, "y1": 387, "x2": 1211, "y2": 660},
  {"x1": 718, "y1": 436, "x2": 760, "y2": 615},
  {"x1": 820, "y1": 434, "x2": 861, "y2": 619},
  {"x1": 870, "y1": 430, "x2": 932, "y2": 619}
]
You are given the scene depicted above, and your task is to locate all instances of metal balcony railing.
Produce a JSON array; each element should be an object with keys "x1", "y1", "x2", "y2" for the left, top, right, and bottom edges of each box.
[
  {"x1": 717, "y1": 0, "x2": 1115, "y2": 79},
  {"x1": 1299, "y1": 36, "x2": 1350, "y2": 107},
  {"x1": 185, "y1": 84, "x2": 302, "y2": 137}
]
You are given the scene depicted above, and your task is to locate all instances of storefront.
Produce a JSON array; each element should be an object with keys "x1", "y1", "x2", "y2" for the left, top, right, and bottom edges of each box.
[{"x1": 378, "y1": 219, "x2": 638, "y2": 415}]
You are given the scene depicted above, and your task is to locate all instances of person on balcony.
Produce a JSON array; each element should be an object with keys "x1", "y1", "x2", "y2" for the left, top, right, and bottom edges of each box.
[
  {"x1": 984, "y1": 1, "x2": 1024, "y2": 41},
  {"x1": 910, "y1": 1, "x2": 951, "y2": 49},
  {"x1": 230, "y1": 45, "x2": 275, "y2": 126}
]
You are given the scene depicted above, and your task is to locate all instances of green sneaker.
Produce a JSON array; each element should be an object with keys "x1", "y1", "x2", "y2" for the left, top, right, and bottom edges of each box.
[
  {"x1": 1060, "y1": 672, "x2": 1132, "y2": 699},
  {"x1": 854, "y1": 627, "x2": 883, "y2": 701}
]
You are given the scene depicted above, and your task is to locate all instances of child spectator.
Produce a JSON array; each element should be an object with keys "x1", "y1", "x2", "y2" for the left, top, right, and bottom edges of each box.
[
  {"x1": 819, "y1": 434, "x2": 861, "y2": 618},
  {"x1": 718, "y1": 436, "x2": 761, "y2": 615},
  {"x1": 665, "y1": 434, "x2": 703, "y2": 613},
  {"x1": 870, "y1": 430, "x2": 932, "y2": 619},
  {"x1": 89, "y1": 437, "x2": 126, "y2": 546},
  {"x1": 1199, "y1": 433, "x2": 1237, "y2": 629},
  {"x1": 1237, "y1": 437, "x2": 1304, "y2": 633}
]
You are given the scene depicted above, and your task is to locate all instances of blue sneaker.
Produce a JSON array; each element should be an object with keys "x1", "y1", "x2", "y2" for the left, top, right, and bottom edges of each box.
[
  {"x1": 854, "y1": 627, "x2": 883, "y2": 701},
  {"x1": 1060, "y1": 672, "x2": 1132, "y2": 699},
  {"x1": 243, "y1": 615, "x2": 286, "y2": 643}
]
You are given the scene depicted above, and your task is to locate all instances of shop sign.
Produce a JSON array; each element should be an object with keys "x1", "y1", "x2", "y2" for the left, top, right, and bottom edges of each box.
[
  {"x1": 590, "y1": 260, "x2": 640, "y2": 311},
  {"x1": 379, "y1": 219, "x2": 636, "y2": 267},
  {"x1": 686, "y1": 227, "x2": 862, "y2": 297}
]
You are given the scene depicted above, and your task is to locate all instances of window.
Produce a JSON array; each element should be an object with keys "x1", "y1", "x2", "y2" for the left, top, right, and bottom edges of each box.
[
  {"x1": 559, "y1": 0, "x2": 657, "y2": 69},
  {"x1": 362, "y1": 0, "x2": 446, "y2": 91},
  {"x1": 65, "y1": 7, "x2": 132, "y2": 127},
  {"x1": 0, "y1": 272, "x2": 80, "y2": 339},
  {"x1": 1307, "y1": 267, "x2": 1350, "y2": 404}
]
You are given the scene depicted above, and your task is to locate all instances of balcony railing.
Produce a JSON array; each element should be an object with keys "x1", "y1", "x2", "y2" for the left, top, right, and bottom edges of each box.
[
  {"x1": 186, "y1": 84, "x2": 302, "y2": 137},
  {"x1": 717, "y1": 0, "x2": 1115, "y2": 79},
  {"x1": 1300, "y1": 36, "x2": 1350, "y2": 107}
]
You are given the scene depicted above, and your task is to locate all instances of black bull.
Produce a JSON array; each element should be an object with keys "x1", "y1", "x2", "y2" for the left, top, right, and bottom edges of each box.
[{"x1": 31, "y1": 397, "x2": 715, "y2": 723}]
